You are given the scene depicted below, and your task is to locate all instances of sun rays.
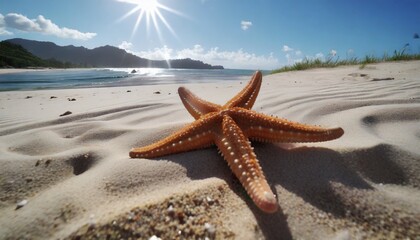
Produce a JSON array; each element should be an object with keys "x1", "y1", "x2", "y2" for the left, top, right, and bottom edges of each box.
[{"x1": 116, "y1": 0, "x2": 183, "y2": 41}]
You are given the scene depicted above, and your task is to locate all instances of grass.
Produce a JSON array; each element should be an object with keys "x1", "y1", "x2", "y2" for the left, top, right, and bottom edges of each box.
[{"x1": 271, "y1": 48, "x2": 420, "y2": 74}]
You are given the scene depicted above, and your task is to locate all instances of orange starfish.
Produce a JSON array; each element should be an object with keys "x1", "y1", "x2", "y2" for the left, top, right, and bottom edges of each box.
[{"x1": 130, "y1": 71, "x2": 344, "y2": 213}]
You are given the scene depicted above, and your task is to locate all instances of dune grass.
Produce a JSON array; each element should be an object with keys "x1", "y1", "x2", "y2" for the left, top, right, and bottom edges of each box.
[{"x1": 271, "y1": 49, "x2": 420, "y2": 74}]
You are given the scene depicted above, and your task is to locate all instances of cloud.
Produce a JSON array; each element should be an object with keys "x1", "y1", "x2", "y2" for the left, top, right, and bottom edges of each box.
[
  {"x1": 285, "y1": 53, "x2": 303, "y2": 65},
  {"x1": 139, "y1": 45, "x2": 174, "y2": 60},
  {"x1": 315, "y1": 52, "x2": 324, "y2": 59},
  {"x1": 282, "y1": 45, "x2": 294, "y2": 52},
  {"x1": 241, "y1": 21, "x2": 252, "y2": 30},
  {"x1": 0, "y1": 14, "x2": 12, "y2": 35},
  {"x1": 281, "y1": 44, "x2": 345, "y2": 66},
  {"x1": 128, "y1": 44, "x2": 279, "y2": 69},
  {"x1": 0, "y1": 26, "x2": 11, "y2": 35},
  {"x1": 282, "y1": 45, "x2": 304, "y2": 64},
  {"x1": 1, "y1": 13, "x2": 96, "y2": 40},
  {"x1": 118, "y1": 41, "x2": 133, "y2": 50},
  {"x1": 4, "y1": 13, "x2": 41, "y2": 32}
]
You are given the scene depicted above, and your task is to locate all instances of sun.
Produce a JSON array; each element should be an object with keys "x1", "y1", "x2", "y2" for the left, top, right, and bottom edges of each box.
[
  {"x1": 117, "y1": 0, "x2": 183, "y2": 41},
  {"x1": 139, "y1": 0, "x2": 159, "y2": 12}
]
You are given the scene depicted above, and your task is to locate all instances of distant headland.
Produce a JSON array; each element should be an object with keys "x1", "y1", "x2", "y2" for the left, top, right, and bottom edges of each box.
[{"x1": 0, "y1": 38, "x2": 224, "y2": 70}]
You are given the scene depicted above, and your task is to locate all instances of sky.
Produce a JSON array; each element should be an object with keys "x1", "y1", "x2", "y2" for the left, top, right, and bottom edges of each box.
[{"x1": 1, "y1": 0, "x2": 419, "y2": 70}]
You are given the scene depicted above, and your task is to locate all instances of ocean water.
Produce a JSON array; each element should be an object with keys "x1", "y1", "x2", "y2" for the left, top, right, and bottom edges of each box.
[{"x1": 0, "y1": 68, "x2": 261, "y2": 91}]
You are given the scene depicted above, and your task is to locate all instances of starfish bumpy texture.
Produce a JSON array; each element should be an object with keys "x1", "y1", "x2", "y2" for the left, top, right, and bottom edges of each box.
[{"x1": 130, "y1": 71, "x2": 344, "y2": 213}]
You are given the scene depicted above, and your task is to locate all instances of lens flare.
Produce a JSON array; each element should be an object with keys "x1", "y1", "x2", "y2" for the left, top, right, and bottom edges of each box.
[{"x1": 117, "y1": 0, "x2": 183, "y2": 41}]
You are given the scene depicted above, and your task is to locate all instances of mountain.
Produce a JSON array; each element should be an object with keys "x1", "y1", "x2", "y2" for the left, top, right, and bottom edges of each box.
[
  {"x1": 0, "y1": 41, "x2": 74, "y2": 68},
  {"x1": 4, "y1": 38, "x2": 223, "y2": 69}
]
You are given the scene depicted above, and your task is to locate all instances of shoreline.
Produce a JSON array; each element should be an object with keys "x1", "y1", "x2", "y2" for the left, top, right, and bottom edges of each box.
[
  {"x1": 0, "y1": 68, "x2": 53, "y2": 75},
  {"x1": 0, "y1": 68, "x2": 105, "y2": 75},
  {"x1": 0, "y1": 68, "x2": 256, "y2": 92}
]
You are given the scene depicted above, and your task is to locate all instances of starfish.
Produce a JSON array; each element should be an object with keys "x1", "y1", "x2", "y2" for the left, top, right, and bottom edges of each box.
[{"x1": 130, "y1": 71, "x2": 344, "y2": 213}]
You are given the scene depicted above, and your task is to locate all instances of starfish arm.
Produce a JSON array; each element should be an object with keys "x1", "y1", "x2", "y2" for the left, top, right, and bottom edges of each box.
[
  {"x1": 214, "y1": 114, "x2": 278, "y2": 213},
  {"x1": 178, "y1": 87, "x2": 221, "y2": 119},
  {"x1": 130, "y1": 71, "x2": 346, "y2": 213},
  {"x1": 231, "y1": 108, "x2": 344, "y2": 143},
  {"x1": 223, "y1": 71, "x2": 262, "y2": 110},
  {"x1": 130, "y1": 113, "x2": 219, "y2": 158}
]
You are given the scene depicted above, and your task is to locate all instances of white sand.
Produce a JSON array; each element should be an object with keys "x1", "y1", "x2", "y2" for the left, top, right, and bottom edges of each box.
[
  {"x1": 0, "y1": 68, "x2": 51, "y2": 75},
  {"x1": 0, "y1": 61, "x2": 419, "y2": 239}
]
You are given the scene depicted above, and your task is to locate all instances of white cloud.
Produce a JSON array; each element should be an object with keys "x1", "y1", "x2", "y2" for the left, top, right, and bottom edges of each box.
[
  {"x1": 282, "y1": 45, "x2": 294, "y2": 52},
  {"x1": 0, "y1": 28, "x2": 11, "y2": 35},
  {"x1": 2, "y1": 13, "x2": 96, "y2": 40},
  {"x1": 4, "y1": 13, "x2": 41, "y2": 32},
  {"x1": 281, "y1": 44, "x2": 334, "y2": 65},
  {"x1": 241, "y1": 21, "x2": 252, "y2": 30},
  {"x1": 129, "y1": 44, "x2": 279, "y2": 69},
  {"x1": 139, "y1": 45, "x2": 174, "y2": 60},
  {"x1": 315, "y1": 52, "x2": 324, "y2": 59},
  {"x1": 118, "y1": 41, "x2": 133, "y2": 50},
  {"x1": 0, "y1": 14, "x2": 12, "y2": 35},
  {"x1": 281, "y1": 44, "x2": 344, "y2": 66},
  {"x1": 282, "y1": 45, "x2": 305, "y2": 64},
  {"x1": 285, "y1": 53, "x2": 302, "y2": 65}
]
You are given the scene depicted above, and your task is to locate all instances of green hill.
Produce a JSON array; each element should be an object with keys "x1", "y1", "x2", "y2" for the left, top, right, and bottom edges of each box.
[
  {"x1": 0, "y1": 41, "x2": 73, "y2": 68},
  {"x1": 0, "y1": 41, "x2": 46, "y2": 68}
]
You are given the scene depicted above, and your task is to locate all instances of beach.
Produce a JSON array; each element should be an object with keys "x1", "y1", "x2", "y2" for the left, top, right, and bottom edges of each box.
[
  {"x1": 0, "y1": 68, "x2": 51, "y2": 75},
  {"x1": 0, "y1": 61, "x2": 419, "y2": 239}
]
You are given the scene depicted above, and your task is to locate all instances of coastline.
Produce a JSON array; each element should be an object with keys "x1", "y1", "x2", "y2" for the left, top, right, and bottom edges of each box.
[
  {"x1": 0, "y1": 68, "x2": 103, "y2": 75},
  {"x1": 0, "y1": 61, "x2": 419, "y2": 239},
  {"x1": 0, "y1": 68, "x2": 52, "y2": 75},
  {"x1": 0, "y1": 68, "x2": 256, "y2": 92}
]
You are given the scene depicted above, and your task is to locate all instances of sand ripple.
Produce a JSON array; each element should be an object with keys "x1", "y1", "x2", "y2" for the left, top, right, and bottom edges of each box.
[{"x1": 0, "y1": 61, "x2": 419, "y2": 239}]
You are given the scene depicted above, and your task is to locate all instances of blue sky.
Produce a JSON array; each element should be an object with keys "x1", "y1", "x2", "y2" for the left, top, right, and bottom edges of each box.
[{"x1": 1, "y1": 0, "x2": 419, "y2": 70}]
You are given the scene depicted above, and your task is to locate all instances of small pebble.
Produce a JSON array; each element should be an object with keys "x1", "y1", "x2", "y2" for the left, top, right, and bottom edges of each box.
[
  {"x1": 149, "y1": 236, "x2": 161, "y2": 240},
  {"x1": 60, "y1": 111, "x2": 72, "y2": 117},
  {"x1": 89, "y1": 214, "x2": 96, "y2": 226},
  {"x1": 45, "y1": 159, "x2": 51, "y2": 166},
  {"x1": 167, "y1": 205, "x2": 174, "y2": 213},
  {"x1": 204, "y1": 222, "x2": 216, "y2": 235},
  {"x1": 16, "y1": 199, "x2": 28, "y2": 210}
]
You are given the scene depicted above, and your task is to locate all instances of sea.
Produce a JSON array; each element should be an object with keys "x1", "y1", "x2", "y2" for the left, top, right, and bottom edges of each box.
[{"x1": 0, "y1": 68, "x2": 263, "y2": 91}]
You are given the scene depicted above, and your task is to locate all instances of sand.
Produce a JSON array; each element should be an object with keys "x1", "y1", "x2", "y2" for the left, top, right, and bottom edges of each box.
[
  {"x1": 0, "y1": 61, "x2": 419, "y2": 239},
  {"x1": 0, "y1": 68, "x2": 52, "y2": 75}
]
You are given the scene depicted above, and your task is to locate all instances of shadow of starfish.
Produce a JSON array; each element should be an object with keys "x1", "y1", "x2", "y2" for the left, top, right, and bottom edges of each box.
[{"x1": 160, "y1": 141, "x2": 375, "y2": 239}]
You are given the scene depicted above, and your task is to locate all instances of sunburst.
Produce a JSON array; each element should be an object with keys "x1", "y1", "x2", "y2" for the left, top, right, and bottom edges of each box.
[{"x1": 117, "y1": 0, "x2": 183, "y2": 41}]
